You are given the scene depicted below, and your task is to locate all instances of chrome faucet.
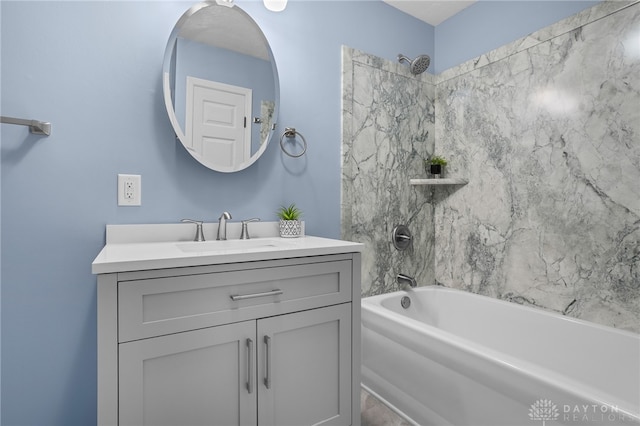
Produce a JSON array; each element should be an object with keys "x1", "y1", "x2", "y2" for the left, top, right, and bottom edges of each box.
[
  {"x1": 216, "y1": 212, "x2": 232, "y2": 240},
  {"x1": 397, "y1": 274, "x2": 417, "y2": 289}
]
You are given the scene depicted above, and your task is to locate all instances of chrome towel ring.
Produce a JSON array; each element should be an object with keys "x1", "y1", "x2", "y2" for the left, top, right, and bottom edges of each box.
[{"x1": 280, "y1": 127, "x2": 307, "y2": 158}]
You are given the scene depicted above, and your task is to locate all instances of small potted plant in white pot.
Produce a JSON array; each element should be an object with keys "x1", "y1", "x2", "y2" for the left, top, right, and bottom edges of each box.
[
  {"x1": 426, "y1": 155, "x2": 448, "y2": 178},
  {"x1": 277, "y1": 203, "x2": 302, "y2": 238}
]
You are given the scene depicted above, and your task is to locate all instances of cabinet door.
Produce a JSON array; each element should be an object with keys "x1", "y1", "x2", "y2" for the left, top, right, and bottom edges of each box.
[
  {"x1": 257, "y1": 304, "x2": 352, "y2": 426},
  {"x1": 119, "y1": 321, "x2": 257, "y2": 426}
]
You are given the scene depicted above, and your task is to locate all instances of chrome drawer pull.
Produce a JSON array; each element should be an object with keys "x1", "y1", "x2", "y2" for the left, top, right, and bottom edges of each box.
[
  {"x1": 230, "y1": 289, "x2": 283, "y2": 301},
  {"x1": 246, "y1": 338, "x2": 254, "y2": 394},
  {"x1": 264, "y1": 335, "x2": 272, "y2": 389}
]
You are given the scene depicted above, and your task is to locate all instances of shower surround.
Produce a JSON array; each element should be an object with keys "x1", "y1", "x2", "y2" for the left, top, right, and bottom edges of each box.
[
  {"x1": 341, "y1": 48, "x2": 436, "y2": 297},
  {"x1": 342, "y1": 0, "x2": 639, "y2": 332}
]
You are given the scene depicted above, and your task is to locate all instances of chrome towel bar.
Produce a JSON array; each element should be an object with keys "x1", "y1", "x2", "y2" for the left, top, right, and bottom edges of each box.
[{"x1": 1, "y1": 116, "x2": 51, "y2": 136}]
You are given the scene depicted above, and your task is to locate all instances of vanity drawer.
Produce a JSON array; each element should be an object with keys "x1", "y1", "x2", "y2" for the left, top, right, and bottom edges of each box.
[{"x1": 118, "y1": 259, "x2": 352, "y2": 342}]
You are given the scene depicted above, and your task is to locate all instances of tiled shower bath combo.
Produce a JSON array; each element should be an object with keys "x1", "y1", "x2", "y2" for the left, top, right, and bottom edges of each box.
[
  {"x1": 343, "y1": 2, "x2": 640, "y2": 424},
  {"x1": 342, "y1": 0, "x2": 639, "y2": 332}
]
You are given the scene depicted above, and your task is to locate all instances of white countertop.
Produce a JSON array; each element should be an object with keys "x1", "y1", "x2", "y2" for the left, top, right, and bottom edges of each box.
[{"x1": 92, "y1": 223, "x2": 363, "y2": 274}]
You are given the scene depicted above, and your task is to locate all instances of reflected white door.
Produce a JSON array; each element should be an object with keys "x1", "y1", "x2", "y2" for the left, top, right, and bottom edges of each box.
[{"x1": 186, "y1": 76, "x2": 252, "y2": 168}]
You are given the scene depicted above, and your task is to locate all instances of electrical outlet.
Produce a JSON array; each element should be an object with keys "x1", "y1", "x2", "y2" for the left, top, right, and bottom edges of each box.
[{"x1": 118, "y1": 174, "x2": 141, "y2": 206}]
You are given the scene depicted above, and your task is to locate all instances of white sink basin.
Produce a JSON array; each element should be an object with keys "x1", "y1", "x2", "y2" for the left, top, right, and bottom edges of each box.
[{"x1": 176, "y1": 238, "x2": 290, "y2": 253}]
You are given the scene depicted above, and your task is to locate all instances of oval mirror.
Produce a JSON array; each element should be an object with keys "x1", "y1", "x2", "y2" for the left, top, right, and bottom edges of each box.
[{"x1": 163, "y1": 1, "x2": 279, "y2": 172}]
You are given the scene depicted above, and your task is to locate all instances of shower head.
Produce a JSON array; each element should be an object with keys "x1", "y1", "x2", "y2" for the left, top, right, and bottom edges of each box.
[{"x1": 397, "y1": 54, "x2": 431, "y2": 75}]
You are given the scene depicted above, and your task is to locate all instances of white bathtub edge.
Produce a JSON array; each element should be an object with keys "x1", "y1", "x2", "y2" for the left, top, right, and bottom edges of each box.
[{"x1": 361, "y1": 298, "x2": 640, "y2": 422}]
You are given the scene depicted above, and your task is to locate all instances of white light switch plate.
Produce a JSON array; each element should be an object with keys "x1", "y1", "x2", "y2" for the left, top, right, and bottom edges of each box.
[{"x1": 118, "y1": 174, "x2": 141, "y2": 206}]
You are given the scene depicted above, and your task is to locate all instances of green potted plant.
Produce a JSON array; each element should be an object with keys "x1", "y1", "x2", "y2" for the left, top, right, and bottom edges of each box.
[
  {"x1": 277, "y1": 203, "x2": 302, "y2": 238},
  {"x1": 426, "y1": 155, "x2": 448, "y2": 177}
]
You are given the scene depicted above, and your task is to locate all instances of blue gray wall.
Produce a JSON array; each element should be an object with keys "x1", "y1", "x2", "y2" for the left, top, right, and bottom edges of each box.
[
  {"x1": 0, "y1": 0, "x2": 604, "y2": 424},
  {"x1": 0, "y1": 1, "x2": 431, "y2": 424}
]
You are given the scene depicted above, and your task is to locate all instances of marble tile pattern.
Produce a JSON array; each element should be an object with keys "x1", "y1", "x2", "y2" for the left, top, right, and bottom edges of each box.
[
  {"x1": 436, "y1": 1, "x2": 637, "y2": 83},
  {"x1": 435, "y1": 1, "x2": 640, "y2": 332},
  {"x1": 341, "y1": 47, "x2": 437, "y2": 297},
  {"x1": 259, "y1": 100, "x2": 275, "y2": 145},
  {"x1": 341, "y1": 1, "x2": 639, "y2": 332}
]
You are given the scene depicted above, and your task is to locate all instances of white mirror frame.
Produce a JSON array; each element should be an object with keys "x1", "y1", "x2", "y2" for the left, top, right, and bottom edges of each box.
[{"x1": 162, "y1": 1, "x2": 280, "y2": 172}]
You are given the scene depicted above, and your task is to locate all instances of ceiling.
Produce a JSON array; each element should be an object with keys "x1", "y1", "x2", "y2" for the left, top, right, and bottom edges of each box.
[
  {"x1": 179, "y1": 4, "x2": 270, "y2": 60},
  {"x1": 180, "y1": 1, "x2": 479, "y2": 60},
  {"x1": 382, "y1": 0, "x2": 477, "y2": 26}
]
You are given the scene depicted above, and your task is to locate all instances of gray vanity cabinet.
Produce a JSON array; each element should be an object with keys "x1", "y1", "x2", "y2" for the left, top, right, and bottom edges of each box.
[
  {"x1": 257, "y1": 303, "x2": 351, "y2": 425},
  {"x1": 119, "y1": 320, "x2": 257, "y2": 426},
  {"x1": 97, "y1": 253, "x2": 361, "y2": 426}
]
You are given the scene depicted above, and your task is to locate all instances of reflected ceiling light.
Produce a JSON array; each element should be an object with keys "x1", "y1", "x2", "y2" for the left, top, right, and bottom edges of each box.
[
  {"x1": 532, "y1": 88, "x2": 577, "y2": 115},
  {"x1": 264, "y1": 0, "x2": 287, "y2": 12},
  {"x1": 215, "y1": 0, "x2": 234, "y2": 7},
  {"x1": 625, "y1": 29, "x2": 640, "y2": 60}
]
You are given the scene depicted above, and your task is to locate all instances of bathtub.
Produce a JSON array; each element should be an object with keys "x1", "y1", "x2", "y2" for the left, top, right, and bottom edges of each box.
[{"x1": 361, "y1": 286, "x2": 640, "y2": 426}]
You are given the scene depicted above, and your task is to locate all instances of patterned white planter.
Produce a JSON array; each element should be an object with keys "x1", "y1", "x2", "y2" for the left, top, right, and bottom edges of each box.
[{"x1": 279, "y1": 219, "x2": 302, "y2": 238}]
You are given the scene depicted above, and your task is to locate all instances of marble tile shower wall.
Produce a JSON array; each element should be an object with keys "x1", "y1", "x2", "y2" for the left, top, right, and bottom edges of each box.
[
  {"x1": 341, "y1": 47, "x2": 436, "y2": 297},
  {"x1": 436, "y1": 1, "x2": 639, "y2": 332},
  {"x1": 342, "y1": 1, "x2": 639, "y2": 332}
]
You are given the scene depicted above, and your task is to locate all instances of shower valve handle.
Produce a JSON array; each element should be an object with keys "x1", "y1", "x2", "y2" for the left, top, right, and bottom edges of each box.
[{"x1": 392, "y1": 225, "x2": 413, "y2": 251}]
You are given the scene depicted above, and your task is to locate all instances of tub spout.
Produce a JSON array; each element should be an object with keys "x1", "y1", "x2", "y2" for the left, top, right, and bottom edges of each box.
[{"x1": 397, "y1": 274, "x2": 417, "y2": 289}]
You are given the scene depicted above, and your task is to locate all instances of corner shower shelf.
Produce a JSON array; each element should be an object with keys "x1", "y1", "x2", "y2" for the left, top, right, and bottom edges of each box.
[{"x1": 410, "y1": 178, "x2": 468, "y2": 186}]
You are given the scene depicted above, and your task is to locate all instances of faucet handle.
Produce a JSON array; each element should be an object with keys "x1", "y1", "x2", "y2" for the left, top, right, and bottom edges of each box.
[
  {"x1": 181, "y1": 219, "x2": 205, "y2": 242},
  {"x1": 240, "y1": 218, "x2": 261, "y2": 239}
]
